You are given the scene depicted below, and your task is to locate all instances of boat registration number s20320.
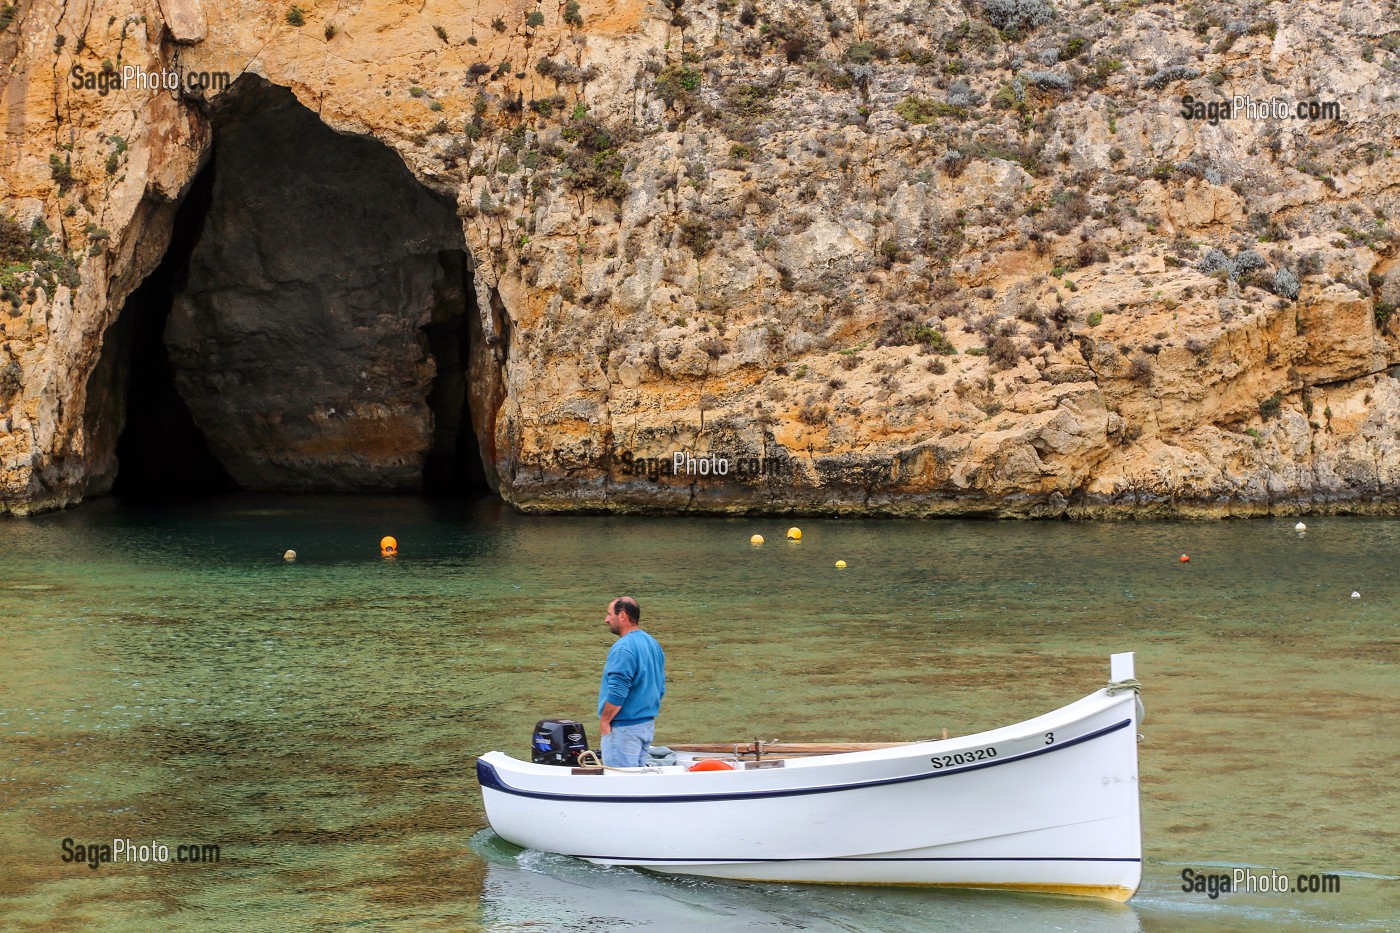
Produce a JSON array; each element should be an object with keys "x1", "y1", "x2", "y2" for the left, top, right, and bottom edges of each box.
[
  {"x1": 930, "y1": 732, "x2": 1060, "y2": 769},
  {"x1": 930, "y1": 747, "x2": 998, "y2": 768}
]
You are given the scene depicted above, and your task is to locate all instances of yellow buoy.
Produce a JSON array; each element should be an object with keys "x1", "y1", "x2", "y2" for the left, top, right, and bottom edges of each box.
[
  {"x1": 283, "y1": 549, "x2": 297, "y2": 562},
  {"x1": 750, "y1": 534, "x2": 764, "y2": 545},
  {"x1": 380, "y1": 535, "x2": 398, "y2": 556},
  {"x1": 787, "y1": 527, "x2": 802, "y2": 540},
  {"x1": 835, "y1": 560, "x2": 847, "y2": 569}
]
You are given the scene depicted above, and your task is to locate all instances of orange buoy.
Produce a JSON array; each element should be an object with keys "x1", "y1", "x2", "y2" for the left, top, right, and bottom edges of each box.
[
  {"x1": 1179, "y1": 554, "x2": 1190, "y2": 562},
  {"x1": 687, "y1": 759, "x2": 736, "y2": 772},
  {"x1": 380, "y1": 535, "x2": 398, "y2": 557}
]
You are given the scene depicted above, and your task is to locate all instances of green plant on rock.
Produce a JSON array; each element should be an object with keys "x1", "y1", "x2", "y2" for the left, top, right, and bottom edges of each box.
[
  {"x1": 978, "y1": 0, "x2": 1052, "y2": 37},
  {"x1": 0, "y1": 215, "x2": 81, "y2": 296},
  {"x1": 845, "y1": 40, "x2": 878, "y2": 64},
  {"x1": 990, "y1": 83, "x2": 1020, "y2": 111},
  {"x1": 678, "y1": 216, "x2": 714, "y2": 256},
  {"x1": 0, "y1": 215, "x2": 34, "y2": 266},
  {"x1": 895, "y1": 95, "x2": 967, "y2": 124},
  {"x1": 285, "y1": 5, "x2": 305, "y2": 27},
  {"x1": 722, "y1": 82, "x2": 772, "y2": 118},
  {"x1": 654, "y1": 64, "x2": 702, "y2": 108},
  {"x1": 559, "y1": 114, "x2": 631, "y2": 201},
  {"x1": 49, "y1": 153, "x2": 73, "y2": 189}
]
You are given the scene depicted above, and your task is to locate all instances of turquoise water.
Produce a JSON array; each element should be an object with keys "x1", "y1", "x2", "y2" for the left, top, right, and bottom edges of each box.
[{"x1": 1, "y1": 495, "x2": 1396, "y2": 930}]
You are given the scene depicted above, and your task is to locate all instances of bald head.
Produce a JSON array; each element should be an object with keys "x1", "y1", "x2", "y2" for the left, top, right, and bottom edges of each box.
[{"x1": 604, "y1": 596, "x2": 641, "y2": 636}]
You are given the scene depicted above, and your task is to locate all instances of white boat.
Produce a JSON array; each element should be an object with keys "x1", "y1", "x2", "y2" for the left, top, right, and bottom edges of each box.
[{"x1": 476, "y1": 653, "x2": 1144, "y2": 901}]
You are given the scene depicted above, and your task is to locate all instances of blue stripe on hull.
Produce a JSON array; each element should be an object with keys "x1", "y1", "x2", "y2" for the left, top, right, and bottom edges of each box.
[{"x1": 477, "y1": 717, "x2": 1133, "y2": 804}]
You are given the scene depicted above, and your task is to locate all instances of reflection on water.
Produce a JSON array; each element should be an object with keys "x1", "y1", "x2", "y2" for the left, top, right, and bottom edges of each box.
[
  {"x1": 473, "y1": 830, "x2": 1144, "y2": 932},
  {"x1": 0, "y1": 494, "x2": 1396, "y2": 931}
]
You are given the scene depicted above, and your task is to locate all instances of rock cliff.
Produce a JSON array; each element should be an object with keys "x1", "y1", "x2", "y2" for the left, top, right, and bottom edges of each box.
[{"x1": 1, "y1": 0, "x2": 1397, "y2": 516}]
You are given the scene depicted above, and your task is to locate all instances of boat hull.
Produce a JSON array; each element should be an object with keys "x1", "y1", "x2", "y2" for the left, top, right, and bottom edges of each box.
[{"x1": 477, "y1": 682, "x2": 1142, "y2": 899}]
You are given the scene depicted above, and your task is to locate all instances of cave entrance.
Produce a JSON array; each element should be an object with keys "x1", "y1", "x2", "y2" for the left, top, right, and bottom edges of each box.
[{"x1": 91, "y1": 78, "x2": 491, "y2": 501}]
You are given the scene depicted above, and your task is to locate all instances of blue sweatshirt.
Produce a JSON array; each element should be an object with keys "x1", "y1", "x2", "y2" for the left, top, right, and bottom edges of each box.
[{"x1": 597, "y1": 629, "x2": 666, "y2": 726}]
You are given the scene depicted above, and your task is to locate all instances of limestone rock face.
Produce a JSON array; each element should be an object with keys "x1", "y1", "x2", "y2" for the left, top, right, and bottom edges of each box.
[
  {"x1": 154, "y1": 0, "x2": 207, "y2": 44},
  {"x1": 1, "y1": 0, "x2": 1398, "y2": 516}
]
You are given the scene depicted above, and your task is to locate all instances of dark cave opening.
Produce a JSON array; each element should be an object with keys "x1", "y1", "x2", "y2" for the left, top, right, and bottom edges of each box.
[
  {"x1": 93, "y1": 78, "x2": 491, "y2": 501},
  {"x1": 421, "y1": 250, "x2": 489, "y2": 496},
  {"x1": 106, "y1": 157, "x2": 236, "y2": 500}
]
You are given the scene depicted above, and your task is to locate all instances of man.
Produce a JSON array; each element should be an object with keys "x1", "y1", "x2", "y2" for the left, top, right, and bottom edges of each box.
[{"x1": 597, "y1": 596, "x2": 666, "y2": 768}]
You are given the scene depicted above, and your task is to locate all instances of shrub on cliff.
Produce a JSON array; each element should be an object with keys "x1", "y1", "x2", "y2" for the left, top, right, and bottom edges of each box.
[
  {"x1": 1023, "y1": 70, "x2": 1072, "y2": 92},
  {"x1": 560, "y1": 116, "x2": 631, "y2": 201},
  {"x1": 1199, "y1": 247, "x2": 1268, "y2": 282},
  {"x1": 48, "y1": 153, "x2": 73, "y2": 190},
  {"x1": 877, "y1": 312, "x2": 958, "y2": 354},
  {"x1": 0, "y1": 215, "x2": 32, "y2": 266},
  {"x1": 988, "y1": 335, "x2": 1021, "y2": 370},
  {"x1": 1143, "y1": 65, "x2": 1200, "y2": 89},
  {"x1": 678, "y1": 216, "x2": 714, "y2": 257},
  {"x1": 536, "y1": 58, "x2": 598, "y2": 84},
  {"x1": 1272, "y1": 267, "x2": 1300, "y2": 300},
  {"x1": 895, "y1": 96, "x2": 967, "y2": 123},
  {"x1": 844, "y1": 41, "x2": 882, "y2": 64},
  {"x1": 979, "y1": 0, "x2": 1053, "y2": 37},
  {"x1": 655, "y1": 65, "x2": 702, "y2": 109},
  {"x1": 0, "y1": 217, "x2": 80, "y2": 296},
  {"x1": 721, "y1": 82, "x2": 774, "y2": 123},
  {"x1": 1233, "y1": 249, "x2": 1265, "y2": 276}
]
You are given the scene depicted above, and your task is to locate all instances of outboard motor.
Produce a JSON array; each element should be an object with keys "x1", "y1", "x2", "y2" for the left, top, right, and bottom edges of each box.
[{"x1": 531, "y1": 719, "x2": 590, "y2": 766}]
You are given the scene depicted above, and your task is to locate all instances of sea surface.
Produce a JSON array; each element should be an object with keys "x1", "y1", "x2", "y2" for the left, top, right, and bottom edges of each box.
[{"x1": 1, "y1": 494, "x2": 1396, "y2": 931}]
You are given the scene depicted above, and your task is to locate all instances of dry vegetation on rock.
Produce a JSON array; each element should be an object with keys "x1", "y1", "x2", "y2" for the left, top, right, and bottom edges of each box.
[{"x1": 1, "y1": 0, "x2": 1398, "y2": 515}]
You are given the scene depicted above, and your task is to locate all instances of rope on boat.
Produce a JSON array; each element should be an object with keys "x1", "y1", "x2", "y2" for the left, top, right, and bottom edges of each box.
[
  {"x1": 1105, "y1": 678, "x2": 1146, "y2": 726},
  {"x1": 576, "y1": 749, "x2": 662, "y2": 773}
]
